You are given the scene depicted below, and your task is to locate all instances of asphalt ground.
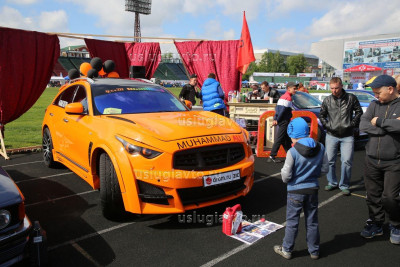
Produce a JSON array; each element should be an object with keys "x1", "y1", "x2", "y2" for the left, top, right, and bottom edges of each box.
[{"x1": 1, "y1": 149, "x2": 399, "y2": 267}]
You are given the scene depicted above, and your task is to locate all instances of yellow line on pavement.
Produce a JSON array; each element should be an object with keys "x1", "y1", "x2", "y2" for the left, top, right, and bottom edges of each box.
[{"x1": 351, "y1": 192, "x2": 367, "y2": 199}]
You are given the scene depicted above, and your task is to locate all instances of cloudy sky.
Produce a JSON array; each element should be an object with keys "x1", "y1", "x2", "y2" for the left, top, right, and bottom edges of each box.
[{"x1": 1, "y1": 0, "x2": 400, "y2": 54}]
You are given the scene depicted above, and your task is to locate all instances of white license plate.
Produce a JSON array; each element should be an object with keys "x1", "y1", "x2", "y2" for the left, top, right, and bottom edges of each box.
[{"x1": 203, "y1": 169, "x2": 241, "y2": 187}]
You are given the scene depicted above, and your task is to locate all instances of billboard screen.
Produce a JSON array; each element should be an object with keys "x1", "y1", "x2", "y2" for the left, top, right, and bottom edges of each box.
[{"x1": 343, "y1": 37, "x2": 400, "y2": 69}]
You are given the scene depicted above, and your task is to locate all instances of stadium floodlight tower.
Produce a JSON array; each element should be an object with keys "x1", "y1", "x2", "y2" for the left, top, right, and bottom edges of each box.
[{"x1": 125, "y1": 0, "x2": 152, "y2": 43}]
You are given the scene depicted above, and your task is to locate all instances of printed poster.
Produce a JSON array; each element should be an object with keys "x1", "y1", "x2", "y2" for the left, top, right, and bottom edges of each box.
[{"x1": 229, "y1": 220, "x2": 284, "y2": 245}]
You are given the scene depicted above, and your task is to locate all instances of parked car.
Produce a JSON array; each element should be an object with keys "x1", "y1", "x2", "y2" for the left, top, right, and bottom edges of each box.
[
  {"x1": 0, "y1": 167, "x2": 47, "y2": 266},
  {"x1": 42, "y1": 78, "x2": 254, "y2": 220},
  {"x1": 312, "y1": 90, "x2": 377, "y2": 113},
  {"x1": 346, "y1": 89, "x2": 378, "y2": 113},
  {"x1": 310, "y1": 92, "x2": 330, "y2": 102},
  {"x1": 278, "y1": 90, "x2": 326, "y2": 143}
]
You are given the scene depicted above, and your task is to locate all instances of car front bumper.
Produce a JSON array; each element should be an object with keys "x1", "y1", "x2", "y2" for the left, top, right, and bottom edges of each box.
[{"x1": 0, "y1": 216, "x2": 32, "y2": 266}]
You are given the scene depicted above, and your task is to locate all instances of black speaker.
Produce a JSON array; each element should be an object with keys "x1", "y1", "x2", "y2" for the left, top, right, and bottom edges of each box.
[{"x1": 129, "y1": 66, "x2": 146, "y2": 78}]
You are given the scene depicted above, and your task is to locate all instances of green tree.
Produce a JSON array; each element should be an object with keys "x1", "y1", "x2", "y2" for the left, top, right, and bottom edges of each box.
[
  {"x1": 286, "y1": 54, "x2": 308, "y2": 75},
  {"x1": 270, "y1": 51, "x2": 287, "y2": 72},
  {"x1": 243, "y1": 61, "x2": 258, "y2": 80},
  {"x1": 161, "y1": 52, "x2": 173, "y2": 62},
  {"x1": 258, "y1": 51, "x2": 271, "y2": 72}
]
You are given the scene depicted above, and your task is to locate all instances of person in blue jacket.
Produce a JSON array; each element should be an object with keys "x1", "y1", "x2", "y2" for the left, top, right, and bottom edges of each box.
[
  {"x1": 274, "y1": 118, "x2": 328, "y2": 260},
  {"x1": 200, "y1": 73, "x2": 226, "y2": 116}
]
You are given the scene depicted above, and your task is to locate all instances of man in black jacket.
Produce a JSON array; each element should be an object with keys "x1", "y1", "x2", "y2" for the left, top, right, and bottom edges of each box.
[
  {"x1": 319, "y1": 77, "x2": 363, "y2": 196},
  {"x1": 359, "y1": 75, "x2": 400, "y2": 244},
  {"x1": 179, "y1": 74, "x2": 200, "y2": 105},
  {"x1": 260, "y1": 81, "x2": 280, "y2": 103}
]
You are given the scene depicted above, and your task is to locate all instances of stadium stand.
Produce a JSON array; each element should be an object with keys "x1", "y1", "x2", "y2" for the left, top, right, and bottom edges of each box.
[
  {"x1": 52, "y1": 60, "x2": 68, "y2": 77},
  {"x1": 164, "y1": 63, "x2": 187, "y2": 80},
  {"x1": 53, "y1": 56, "x2": 190, "y2": 81},
  {"x1": 155, "y1": 63, "x2": 179, "y2": 80},
  {"x1": 154, "y1": 68, "x2": 167, "y2": 80},
  {"x1": 58, "y1": 57, "x2": 77, "y2": 73},
  {"x1": 177, "y1": 63, "x2": 188, "y2": 77},
  {"x1": 70, "y1": 58, "x2": 90, "y2": 69}
]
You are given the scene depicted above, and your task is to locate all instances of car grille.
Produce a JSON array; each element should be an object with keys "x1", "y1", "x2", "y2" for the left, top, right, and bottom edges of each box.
[
  {"x1": 173, "y1": 143, "x2": 245, "y2": 171},
  {"x1": 177, "y1": 177, "x2": 246, "y2": 206}
]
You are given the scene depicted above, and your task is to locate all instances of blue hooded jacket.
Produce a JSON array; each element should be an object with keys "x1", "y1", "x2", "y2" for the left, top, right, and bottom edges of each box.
[
  {"x1": 281, "y1": 137, "x2": 328, "y2": 192},
  {"x1": 201, "y1": 78, "x2": 226, "y2": 111}
]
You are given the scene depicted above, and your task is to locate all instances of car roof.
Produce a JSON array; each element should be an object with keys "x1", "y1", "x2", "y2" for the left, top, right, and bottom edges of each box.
[{"x1": 346, "y1": 89, "x2": 375, "y2": 96}]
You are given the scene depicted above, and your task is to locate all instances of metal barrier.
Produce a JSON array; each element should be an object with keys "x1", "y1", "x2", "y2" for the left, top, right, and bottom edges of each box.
[{"x1": 256, "y1": 110, "x2": 319, "y2": 158}]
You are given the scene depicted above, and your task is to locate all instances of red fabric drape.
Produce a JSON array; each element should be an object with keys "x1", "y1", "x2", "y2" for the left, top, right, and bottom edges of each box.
[
  {"x1": 85, "y1": 39, "x2": 161, "y2": 80},
  {"x1": 84, "y1": 38, "x2": 130, "y2": 78},
  {"x1": 125, "y1": 42, "x2": 161, "y2": 79},
  {"x1": 174, "y1": 40, "x2": 242, "y2": 98},
  {"x1": 0, "y1": 27, "x2": 60, "y2": 126}
]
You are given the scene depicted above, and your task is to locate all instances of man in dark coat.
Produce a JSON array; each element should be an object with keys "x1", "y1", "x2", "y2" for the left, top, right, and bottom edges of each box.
[{"x1": 179, "y1": 74, "x2": 200, "y2": 105}]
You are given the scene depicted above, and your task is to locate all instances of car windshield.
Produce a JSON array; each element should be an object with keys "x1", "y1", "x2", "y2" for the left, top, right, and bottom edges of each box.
[
  {"x1": 351, "y1": 92, "x2": 377, "y2": 103},
  {"x1": 91, "y1": 85, "x2": 186, "y2": 115},
  {"x1": 292, "y1": 91, "x2": 322, "y2": 109}
]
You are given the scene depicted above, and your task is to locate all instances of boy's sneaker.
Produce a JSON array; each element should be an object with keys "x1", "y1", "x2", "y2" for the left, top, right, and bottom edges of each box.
[
  {"x1": 360, "y1": 222, "x2": 383, "y2": 238},
  {"x1": 324, "y1": 185, "x2": 337, "y2": 191},
  {"x1": 341, "y1": 188, "x2": 351, "y2": 196},
  {"x1": 268, "y1": 156, "x2": 282, "y2": 163},
  {"x1": 273, "y1": 245, "x2": 292, "y2": 259},
  {"x1": 389, "y1": 224, "x2": 400, "y2": 245},
  {"x1": 310, "y1": 253, "x2": 319, "y2": 260}
]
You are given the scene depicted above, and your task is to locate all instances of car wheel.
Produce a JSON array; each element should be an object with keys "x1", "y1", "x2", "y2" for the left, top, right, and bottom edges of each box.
[
  {"x1": 42, "y1": 128, "x2": 57, "y2": 168},
  {"x1": 99, "y1": 153, "x2": 126, "y2": 220}
]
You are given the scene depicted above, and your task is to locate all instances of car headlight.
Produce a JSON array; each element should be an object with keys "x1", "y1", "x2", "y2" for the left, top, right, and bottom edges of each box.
[
  {"x1": 115, "y1": 136, "x2": 162, "y2": 159},
  {"x1": 0, "y1": 209, "x2": 11, "y2": 230}
]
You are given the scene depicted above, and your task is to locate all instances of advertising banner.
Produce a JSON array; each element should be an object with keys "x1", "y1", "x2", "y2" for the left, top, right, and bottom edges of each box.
[
  {"x1": 253, "y1": 72, "x2": 290, "y2": 77},
  {"x1": 297, "y1": 73, "x2": 316, "y2": 77},
  {"x1": 343, "y1": 37, "x2": 400, "y2": 69}
]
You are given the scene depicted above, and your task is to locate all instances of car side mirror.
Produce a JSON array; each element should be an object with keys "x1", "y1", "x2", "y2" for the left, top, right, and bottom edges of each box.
[
  {"x1": 184, "y1": 100, "x2": 193, "y2": 110},
  {"x1": 65, "y1": 103, "x2": 84, "y2": 114}
]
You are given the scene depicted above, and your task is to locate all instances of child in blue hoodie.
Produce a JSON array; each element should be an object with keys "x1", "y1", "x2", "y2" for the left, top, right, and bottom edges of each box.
[{"x1": 274, "y1": 117, "x2": 328, "y2": 260}]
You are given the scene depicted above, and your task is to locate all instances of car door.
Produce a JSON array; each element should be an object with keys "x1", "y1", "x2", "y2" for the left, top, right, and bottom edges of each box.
[
  {"x1": 61, "y1": 85, "x2": 93, "y2": 177},
  {"x1": 51, "y1": 85, "x2": 77, "y2": 158}
]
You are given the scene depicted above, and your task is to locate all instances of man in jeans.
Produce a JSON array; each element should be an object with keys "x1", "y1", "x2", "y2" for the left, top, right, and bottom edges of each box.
[
  {"x1": 359, "y1": 75, "x2": 400, "y2": 244},
  {"x1": 319, "y1": 77, "x2": 363, "y2": 196}
]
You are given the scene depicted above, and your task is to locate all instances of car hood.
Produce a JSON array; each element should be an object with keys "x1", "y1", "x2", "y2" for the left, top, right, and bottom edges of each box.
[
  {"x1": 0, "y1": 168, "x2": 23, "y2": 207},
  {"x1": 103, "y1": 111, "x2": 242, "y2": 141}
]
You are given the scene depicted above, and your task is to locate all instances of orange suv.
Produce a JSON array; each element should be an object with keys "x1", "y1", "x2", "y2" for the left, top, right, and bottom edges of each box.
[{"x1": 42, "y1": 78, "x2": 254, "y2": 219}]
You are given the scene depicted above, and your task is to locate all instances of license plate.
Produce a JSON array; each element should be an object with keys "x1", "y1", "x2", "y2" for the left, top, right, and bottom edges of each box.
[{"x1": 203, "y1": 169, "x2": 241, "y2": 187}]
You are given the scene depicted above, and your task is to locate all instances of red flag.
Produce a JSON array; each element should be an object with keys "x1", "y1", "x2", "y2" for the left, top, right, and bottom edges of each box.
[{"x1": 236, "y1": 11, "x2": 255, "y2": 74}]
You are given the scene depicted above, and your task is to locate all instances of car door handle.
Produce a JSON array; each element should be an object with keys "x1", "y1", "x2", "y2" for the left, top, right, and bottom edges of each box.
[{"x1": 63, "y1": 118, "x2": 69, "y2": 123}]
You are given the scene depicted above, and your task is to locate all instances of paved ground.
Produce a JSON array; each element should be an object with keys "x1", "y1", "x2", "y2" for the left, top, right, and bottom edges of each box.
[{"x1": 2, "y1": 149, "x2": 399, "y2": 267}]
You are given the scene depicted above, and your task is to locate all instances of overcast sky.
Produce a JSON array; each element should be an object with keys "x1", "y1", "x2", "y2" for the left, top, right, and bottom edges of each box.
[{"x1": 2, "y1": 0, "x2": 400, "y2": 55}]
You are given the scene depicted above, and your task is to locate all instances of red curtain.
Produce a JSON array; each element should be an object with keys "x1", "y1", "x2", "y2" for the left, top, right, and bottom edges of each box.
[
  {"x1": 125, "y1": 42, "x2": 161, "y2": 79},
  {"x1": 174, "y1": 40, "x2": 242, "y2": 98},
  {"x1": 0, "y1": 27, "x2": 60, "y2": 126},
  {"x1": 84, "y1": 38, "x2": 130, "y2": 78},
  {"x1": 85, "y1": 39, "x2": 161, "y2": 80}
]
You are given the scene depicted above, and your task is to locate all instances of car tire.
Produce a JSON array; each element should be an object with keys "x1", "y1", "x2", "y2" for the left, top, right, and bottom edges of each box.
[
  {"x1": 42, "y1": 128, "x2": 57, "y2": 168},
  {"x1": 99, "y1": 153, "x2": 126, "y2": 220}
]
